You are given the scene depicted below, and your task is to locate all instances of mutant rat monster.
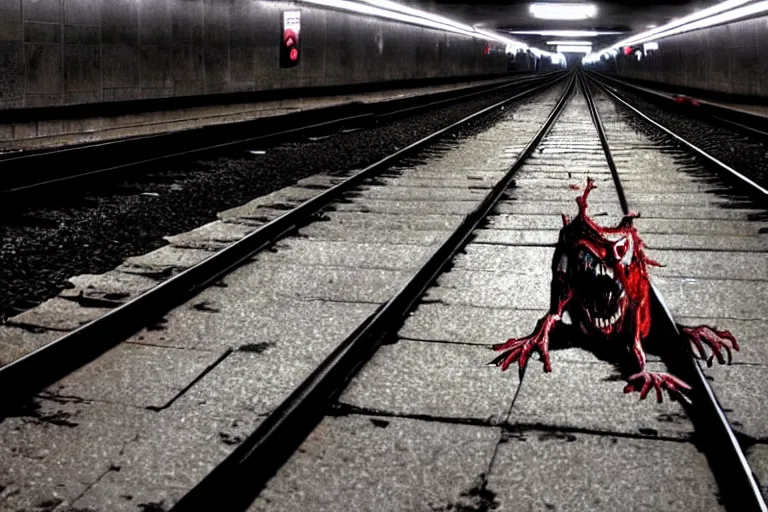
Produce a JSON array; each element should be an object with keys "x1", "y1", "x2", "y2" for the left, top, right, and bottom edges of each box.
[{"x1": 491, "y1": 178, "x2": 739, "y2": 403}]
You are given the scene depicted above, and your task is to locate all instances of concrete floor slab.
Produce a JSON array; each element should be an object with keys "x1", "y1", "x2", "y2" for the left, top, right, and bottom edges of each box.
[
  {"x1": 324, "y1": 211, "x2": 464, "y2": 231},
  {"x1": 493, "y1": 201, "x2": 762, "y2": 220},
  {"x1": 163, "y1": 220, "x2": 257, "y2": 250},
  {"x1": 131, "y1": 297, "x2": 377, "y2": 352},
  {"x1": 647, "y1": 249, "x2": 768, "y2": 280},
  {"x1": 654, "y1": 276, "x2": 767, "y2": 319},
  {"x1": 508, "y1": 359, "x2": 694, "y2": 439},
  {"x1": 427, "y1": 270, "x2": 551, "y2": 310},
  {"x1": 58, "y1": 270, "x2": 158, "y2": 304},
  {"x1": 745, "y1": 443, "x2": 768, "y2": 504},
  {"x1": 6, "y1": 297, "x2": 111, "y2": 331},
  {"x1": 265, "y1": 238, "x2": 436, "y2": 271},
  {"x1": 297, "y1": 224, "x2": 451, "y2": 245},
  {"x1": 0, "y1": 399, "x2": 154, "y2": 510},
  {"x1": 217, "y1": 187, "x2": 321, "y2": 220},
  {"x1": 117, "y1": 246, "x2": 214, "y2": 277},
  {"x1": 71, "y1": 407, "x2": 261, "y2": 512},
  {"x1": 249, "y1": 415, "x2": 500, "y2": 512},
  {"x1": 378, "y1": 177, "x2": 497, "y2": 188},
  {"x1": 487, "y1": 430, "x2": 723, "y2": 511},
  {"x1": 453, "y1": 245, "x2": 555, "y2": 274},
  {"x1": 635, "y1": 218, "x2": 767, "y2": 236},
  {"x1": 354, "y1": 185, "x2": 488, "y2": 202},
  {"x1": 472, "y1": 229, "x2": 559, "y2": 247},
  {"x1": 218, "y1": 263, "x2": 408, "y2": 305},
  {"x1": 701, "y1": 364, "x2": 768, "y2": 440},
  {"x1": 0, "y1": 326, "x2": 62, "y2": 366},
  {"x1": 332, "y1": 198, "x2": 479, "y2": 215},
  {"x1": 49, "y1": 343, "x2": 223, "y2": 409},
  {"x1": 399, "y1": 303, "x2": 544, "y2": 344},
  {"x1": 339, "y1": 339, "x2": 516, "y2": 422}
]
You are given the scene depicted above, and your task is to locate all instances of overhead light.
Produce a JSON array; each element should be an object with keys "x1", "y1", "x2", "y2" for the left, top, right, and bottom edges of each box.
[
  {"x1": 643, "y1": 42, "x2": 659, "y2": 52},
  {"x1": 585, "y1": 0, "x2": 760, "y2": 62},
  {"x1": 508, "y1": 30, "x2": 623, "y2": 37},
  {"x1": 546, "y1": 40, "x2": 592, "y2": 45},
  {"x1": 557, "y1": 45, "x2": 592, "y2": 54},
  {"x1": 529, "y1": 3, "x2": 597, "y2": 20},
  {"x1": 297, "y1": 0, "x2": 527, "y2": 48}
]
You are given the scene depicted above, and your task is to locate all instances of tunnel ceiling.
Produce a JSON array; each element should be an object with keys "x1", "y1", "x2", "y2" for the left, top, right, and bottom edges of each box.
[{"x1": 403, "y1": 0, "x2": 723, "y2": 49}]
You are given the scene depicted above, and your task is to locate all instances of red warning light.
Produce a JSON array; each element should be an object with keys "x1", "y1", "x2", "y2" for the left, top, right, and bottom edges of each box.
[
  {"x1": 289, "y1": 48, "x2": 299, "y2": 61},
  {"x1": 484, "y1": 45, "x2": 491, "y2": 55},
  {"x1": 623, "y1": 46, "x2": 633, "y2": 56},
  {"x1": 281, "y1": 12, "x2": 301, "y2": 68}
]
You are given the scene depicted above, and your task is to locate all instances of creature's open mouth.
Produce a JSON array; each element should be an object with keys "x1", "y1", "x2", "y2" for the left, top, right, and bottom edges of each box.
[{"x1": 573, "y1": 249, "x2": 626, "y2": 332}]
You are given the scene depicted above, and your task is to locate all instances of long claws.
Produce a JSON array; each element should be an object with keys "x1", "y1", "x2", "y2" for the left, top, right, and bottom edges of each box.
[
  {"x1": 682, "y1": 325, "x2": 739, "y2": 367},
  {"x1": 626, "y1": 372, "x2": 692, "y2": 404}
]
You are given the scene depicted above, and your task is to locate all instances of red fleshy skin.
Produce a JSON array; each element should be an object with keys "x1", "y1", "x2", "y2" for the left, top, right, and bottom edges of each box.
[{"x1": 491, "y1": 178, "x2": 739, "y2": 403}]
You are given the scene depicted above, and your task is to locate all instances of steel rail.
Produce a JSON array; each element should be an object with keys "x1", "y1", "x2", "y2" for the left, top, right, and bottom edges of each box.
[
  {"x1": 578, "y1": 70, "x2": 768, "y2": 512},
  {"x1": 586, "y1": 71, "x2": 768, "y2": 142},
  {"x1": 0, "y1": 73, "x2": 570, "y2": 416},
  {"x1": 586, "y1": 72, "x2": 768, "y2": 200},
  {"x1": 0, "y1": 72, "x2": 562, "y2": 199},
  {"x1": 169, "y1": 72, "x2": 578, "y2": 512}
]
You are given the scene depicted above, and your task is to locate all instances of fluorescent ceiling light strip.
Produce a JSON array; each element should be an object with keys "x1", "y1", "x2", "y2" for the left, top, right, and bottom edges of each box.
[
  {"x1": 508, "y1": 30, "x2": 624, "y2": 37},
  {"x1": 530, "y1": 3, "x2": 597, "y2": 20},
  {"x1": 586, "y1": 0, "x2": 768, "y2": 62},
  {"x1": 546, "y1": 40, "x2": 592, "y2": 45},
  {"x1": 623, "y1": 0, "x2": 768, "y2": 47},
  {"x1": 357, "y1": 0, "x2": 475, "y2": 32},
  {"x1": 299, "y1": 0, "x2": 528, "y2": 49},
  {"x1": 617, "y1": 0, "x2": 752, "y2": 47},
  {"x1": 557, "y1": 45, "x2": 592, "y2": 54}
]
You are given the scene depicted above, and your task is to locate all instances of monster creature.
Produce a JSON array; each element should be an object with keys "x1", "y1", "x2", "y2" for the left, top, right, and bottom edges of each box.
[{"x1": 491, "y1": 178, "x2": 739, "y2": 403}]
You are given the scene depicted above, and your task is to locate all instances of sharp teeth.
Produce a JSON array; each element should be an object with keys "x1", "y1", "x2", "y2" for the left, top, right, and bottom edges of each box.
[
  {"x1": 561, "y1": 310, "x2": 573, "y2": 325},
  {"x1": 608, "y1": 291, "x2": 613, "y2": 303},
  {"x1": 606, "y1": 267, "x2": 614, "y2": 278},
  {"x1": 557, "y1": 254, "x2": 568, "y2": 274},
  {"x1": 620, "y1": 290, "x2": 626, "y2": 299}
]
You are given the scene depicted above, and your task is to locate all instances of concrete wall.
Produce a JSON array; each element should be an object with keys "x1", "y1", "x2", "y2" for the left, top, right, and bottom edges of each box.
[
  {"x1": 584, "y1": 15, "x2": 768, "y2": 98},
  {"x1": 0, "y1": 0, "x2": 510, "y2": 111}
]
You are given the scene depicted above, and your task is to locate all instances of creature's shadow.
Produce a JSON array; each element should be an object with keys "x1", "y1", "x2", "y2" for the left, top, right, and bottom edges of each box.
[{"x1": 542, "y1": 323, "x2": 667, "y2": 382}]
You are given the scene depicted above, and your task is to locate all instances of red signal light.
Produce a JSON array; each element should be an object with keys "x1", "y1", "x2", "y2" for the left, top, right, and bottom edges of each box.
[{"x1": 289, "y1": 48, "x2": 299, "y2": 61}]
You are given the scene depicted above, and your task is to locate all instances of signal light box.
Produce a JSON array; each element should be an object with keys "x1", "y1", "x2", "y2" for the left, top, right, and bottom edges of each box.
[{"x1": 281, "y1": 11, "x2": 301, "y2": 68}]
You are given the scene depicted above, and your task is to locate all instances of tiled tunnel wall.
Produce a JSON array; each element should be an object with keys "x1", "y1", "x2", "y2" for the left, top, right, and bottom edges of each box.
[
  {"x1": 0, "y1": 0, "x2": 513, "y2": 111},
  {"x1": 586, "y1": 15, "x2": 768, "y2": 98}
]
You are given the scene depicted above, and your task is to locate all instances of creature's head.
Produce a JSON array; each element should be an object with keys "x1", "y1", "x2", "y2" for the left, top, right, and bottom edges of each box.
[{"x1": 555, "y1": 179, "x2": 657, "y2": 337}]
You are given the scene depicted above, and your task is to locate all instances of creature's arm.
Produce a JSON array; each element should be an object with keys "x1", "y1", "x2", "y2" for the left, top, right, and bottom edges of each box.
[
  {"x1": 624, "y1": 306, "x2": 691, "y2": 403},
  {"x1": 490, "y1": 289, "x2": 574, "y2": 374}
]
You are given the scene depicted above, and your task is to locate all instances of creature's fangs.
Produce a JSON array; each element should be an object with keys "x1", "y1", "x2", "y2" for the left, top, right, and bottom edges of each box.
[{"x1": 574, "y1": 250, "x2": 625, "y2": 330}]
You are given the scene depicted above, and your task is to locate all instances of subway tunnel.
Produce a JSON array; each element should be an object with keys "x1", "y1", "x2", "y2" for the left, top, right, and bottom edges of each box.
[{"x1": 0, "y1": 1, "x2": 766, "y2": 511}]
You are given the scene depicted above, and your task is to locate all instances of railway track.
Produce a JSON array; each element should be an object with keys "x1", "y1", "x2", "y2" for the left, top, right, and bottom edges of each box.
[
  {"x1": 0, "y1": 72, "x2": 562, "y2": 207},
  {"x1": 0, "y1": 69, "x2": 765, "y2": 511}
]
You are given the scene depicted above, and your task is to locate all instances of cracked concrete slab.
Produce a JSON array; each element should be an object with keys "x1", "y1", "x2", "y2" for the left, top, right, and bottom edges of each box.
[
  {"x1": 130, "y1": 297, "x2": 377, "y2": 353},
  {"x1": 217, "y1": 263, "x2": 407, "y2": 305},
  {"x1": 297, "y1": 224, "x2": 451, "y2": 245},
  {"x1": 6, "y1": 297, "x2": 111, "y2": 331},
  {"x1": 487, "y1": 429, "x2": 723, "y2": 511},
  {"x1": 339, "y1": 339, "x2": 515, "y2": 422},
  {"x1": 163, "y1": 220, "x2": 257, "y2": 250},
  {"x1": 48, "y1": 343, "x2": 223, "y2": 409},
  {"x1": 331, "y1": 198, "x2": 479, "y2": 215},
  {"x1": 0, "y1": 399, "x2": 154, "y2": 511},
  {"x1": 249, "y1": 415, "x2": 500, "y2": 512},
  {"x1": 646, "y1": 250, "x2": 768, "y2": 280},
  {"x1": 117, "y1": 246, "x2": 214, "y2": 277},
  {"x1": 265, "y1": 239, "x2": 436, "y2": 271},
  {"x1": 0, "y1": 326, "x2": 62, "y2": 366},
  {"x1": 426, "y1": 269, "x2": 551, "y2": 310},
  {"x1": 351, "y1": 185, "x2": 489, "y2": 202},
  {"x1": 58, "y1": 270, "x2": 158, "y2": 304},
  {"x1": 71, "y1": 407, "x2": 262, "y2": 512},
  {"x1": 217, "y1": 187, "x2": 322, "y2": 220},
  {"x1": 700, "y1": 364, "x2": 768, "y2": 440},
  {"x1": 323, "y1": 211, "x2": 465, "y2": 231},
  {"x1": 654, "y1": 276, "x2": 767, "y2": 319},
  {"x1": 508, "y1": 358, "x2": 694, "y2": 439}
]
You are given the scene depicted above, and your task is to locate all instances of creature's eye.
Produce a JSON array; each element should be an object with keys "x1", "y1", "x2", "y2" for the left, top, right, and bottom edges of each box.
[{"x1": 613, "y1": 237, "x2": 633, "y2": 265}]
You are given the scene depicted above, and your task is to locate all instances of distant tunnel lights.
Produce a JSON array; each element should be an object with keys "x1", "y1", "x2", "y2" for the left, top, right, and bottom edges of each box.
[
  {"x1": 557, "y1": 45, "x2": 592, "y2": 54},
  {"x1": 529, "y1": 3, "x2": 597, "y2": 20},
  {"x1": 509, "y1": 30, "x2": 623, "y2": 37},
  {"x1": 546, "y1": 40, "x2": 592, "y2": 46}
]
